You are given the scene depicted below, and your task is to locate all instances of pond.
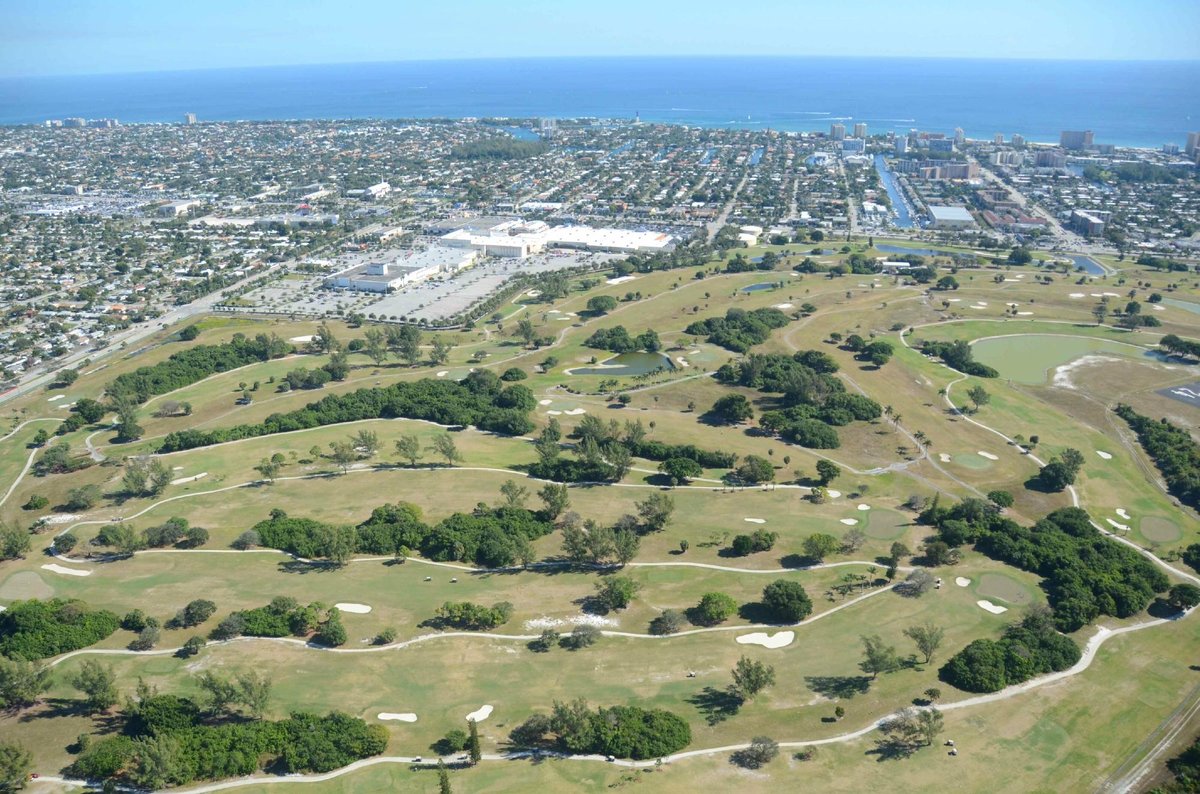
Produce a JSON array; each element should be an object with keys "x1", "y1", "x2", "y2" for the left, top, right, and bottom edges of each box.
[
  {"x1": 874, "y1": 243, "x2": 957, "y2": 258},
  {"x1": 971, "y1": 334, "x2": 1164, "y2": 384},
  {"x1": 567, "y1": 352, "x2": 676, "y2": 377},
  {"x1": 1161, "y1": 297, "x2": 1200, "y2": 315},
  {"x1": 1067, "y1": 255, "x2": 1107, "y2": 276},
  {"x1": 741, "y1": 282, "x2": 780, "y2": 293}
]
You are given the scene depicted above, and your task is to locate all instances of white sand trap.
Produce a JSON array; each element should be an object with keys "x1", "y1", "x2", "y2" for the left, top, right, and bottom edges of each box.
[
  {"x1": 289, "y1": 335, "x2": 315, "y2": 343},
  {"x1": 946, "y1": 298, "x2": 962, "y2": 302},
  {"x1": 744, "y1": 518, "x2": 766, "y2": 524},
  {"x1": 1153, "y1": 305, "x2": 1165, "y2": 311},
  {"x1": 538, "y1": 399, "x2": 553, "y2": 405},
  {"x1": 978, "y1": 451, "x2": 999, "y2": 461},
  {"x1": 977, "y1": 600, "x2": 1008, "y2": 614},
  {"x1": 1116, "y1": 509, "x2": 1130, "y2": 520},
  {"x1": 1004, "y1": 278, "x2": 1021, "y2": 282},
  {"x1": 773, "y1": 303, "x2": 794, "y2": 310},
  {"x1": 939, "y1": 453, "x2": 952, "y2": 462},
  {"x1": 170, "y1": 472, "x2": 207, "y2": 485},
  {"x1": 42, "y1": 564, "x2": 91, "y2": 577},
  {"x1": 172, "y1": 466, "x2": 184, "y2": 471},
  {"x1": 1069, "y1": 293, "x2": 1085, "y2": 298},
  {"x1": 969, "y1": 305, "x2": 987, "y2": 309},
  {"x1": 526, "y1": 289, "x2": 542, "y2": 298},
  {"x1": 607, "y1": 275, "x2": 637, "y2": 285},
  {"x1": 839, "y1": 518, "x2": 859, "y2": 526},
  {"x1": 688, "y1": 349, "x2": 700, "y2": 355},
  {"x1": 1103, "y1": 292, "x2": 1120, "y2": 297},
  {"x1": 1096, "y1": 451, "x2": 1112, "y2": 460},
  {"x1": 736, "y1": 630, "x2": 795, "y2": 649},
  {"x1": 1006, "y1": 302, "x2": 1019, "y2": 307},
  {"x1": 436, "y1": 371, "x2": 449, "y2": 377},
  {"x1": 547, "y1": 410, "x2": 562, "y2": 416},
  {"x1": 334, "y1": 603, "x2": 372, "y2": 614},
  {"x1": 676, "y1": 357, "x2": 688, "y2": 366},
  {"x1": 1106, "y1": 519, "x2": 1131, "y2": 531},
  {"x1": 47, "y1": 395, "x2": 65, "y2": 402},
  {"x1": 857, "y1": 504, "x2": 870, "y2": 511},
  {"x1": 43, "y1": 514, "x2": 80, "y2": 524},
  {"x1": 1017, "y1": 311, "x2": 1034, "y2": 316},
  {"x1": 525, "y1": 614, "x2": 617, "y2": 630},
  {"x1": 826, "y1": 490, "x2": 842, "y2": 499},
  {"x1": 466, "y1": 705, "x2": 494, "y2": 722},
  {"x1": 955, "y1": 577, "x2": 971, "y2": 587},
  {"x1": 563, "y1": 408, "x2": 587, "y2": 416},
  {"x1": 1089, "y1": 293, "x2": 1103, "y2": 297},
  {"x1": 378, "y1": 713, "x2": 417, "y2": 723},
  {"x1": 974, "y1": 301, "x2": 989, "y2": 306}
]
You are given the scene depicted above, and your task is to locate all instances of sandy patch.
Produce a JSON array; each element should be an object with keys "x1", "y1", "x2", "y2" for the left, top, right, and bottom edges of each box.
[
  {"x1": 547, "y1": 410, "x2": 562, "y2": 416},
  {"x1": 170, "y1": 472, "x2": 207, "y2": 485},
  {"x1": 563, "y1": 408, "x2": 587, "y2": 416},
  {"x1": 736, "y1": 631, "x2": 795, "y2": 649},
  {"x1": 857, "y1": 504, "x2": 870, "y2": 511},
  {"x1": 1102, "y1": 292, "x2": 1120, "y2": 297},
  {"x1": 607, "y1": 275, "x2": 637, "y2": 285},
  {"x1": 676, "y1": 357, "x2": 688, "y2": 366},
  {"x1": 1153, "y1": 305, "x2": 1165, "y2": 311},
  {"x1": 1115, "y1": 509, "x2": 1130, "y2": 520},
  {"x1": 1106, "y1": 518, "x2": 1130, "y2": 531},
  {"x1": 42, "y1": 514, "x2": 81, "y2": 524},
  {"x1": 744, "y1": 518, "x2": 766, "y2": 524},
  {"x1": 1052, "y1": 354, "x2": 1121, "y2": 390},
  {"x1": 289, "y1": 335, "x2": 315, "y2": 343},
  {"x1": 538, "y1": 399, "x2": 553, "y2": 406},
  {"x1": 969, "y1": 304, "x2": 987, "y2": 309},
  {"x1": 378, "y1": 713, "x2": 417, "y2": 722},
  {"x1": 978, "y1": 451, "x2": 999, "y2": 461},
  {"x1": 1096, "y1": 450, "x2": 1112, "y2": 460},
  {"x1": 526, "y1": 289, "x2": 541, "y2": 298},
  {"x1": 47, "y1": 395, "x2": 65, "y2": 402},
  {"x1": 436, "y1": 371, "x2": 448, "y2": 377},
  {"x1": 1016, "y1": 311, "x2": 1034, "y2": 315},
  {"x1": 839, "y1": 518, "x2": 859, "y2": 526},
  {"x1": 826, "y1": 490, "x2": 841, "y2": 499},
  {"x1": 466, "y1": 705, "x2": 494, "y2": 722},
  {"x1": 773, "y1": 303, "x2": 794, "y2": 310},
  {"x1": 946, "y1": 298, "x2": 962, "y2": 302},
  {"x1": 974, "y1": 301, "x2": 988, "y2": 306},
  {"x1": 525, "y1": 614, "x2": 617, "y2": 630},
  {"x1": 1069, "y1": 293, "x2": 1085, "y2": 298},
  {"x1": 334, "y1": 603, "x2": 372, "y2": 614},
  {"x1": 1006, "y1": 303, "x2": 1019, "y2": 307},
  {"x1": 42, "y1": 564, "x2": 91, "y2": 577},
  {"x1": 938, "y1": 453, "x2": 952, "y2": 462},
  {"x1": 977, "y1": 600, "x2": 1008, "y2": 614},
  {"x1": 955, "y1": 577, "x2": 971, "y2": 587},
  {"x1": 688, "y1": 349, "x2": 700, "y2": 355}
]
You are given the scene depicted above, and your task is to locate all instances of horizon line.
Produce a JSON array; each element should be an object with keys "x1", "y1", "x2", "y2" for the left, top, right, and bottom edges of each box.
[{"x1": 4, "y1": 52, "x2": 1200, "y2": 82}]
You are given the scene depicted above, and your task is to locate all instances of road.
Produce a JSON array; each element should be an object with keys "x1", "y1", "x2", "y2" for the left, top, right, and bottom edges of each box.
[{"x1": 705, "y1": 169, "x2": 749, "y2": 237}]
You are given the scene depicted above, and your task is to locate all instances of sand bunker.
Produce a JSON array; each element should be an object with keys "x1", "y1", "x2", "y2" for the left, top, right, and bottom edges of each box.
[
  {"x1": 170, "y1": 472, "x2": 207, "y2": 485},
  {"x1": 839, "y1": 518, "x2": 859, "y2": 526},
  {"x1": 524, "y1": 614, "x2": 617, "y2": 630},
  {"x1": 1096, "y1": 451, "x2": 1112, "y2": 460},
  {"x1": 538, "y1": 399, "x2": 552, "y2": 406},
  {"x1": 563, "y1": 408, "x2": 587, "y2": 416},
  {"x1": 1069, "y1": 293, "x2": 1085, "y2": 298},
  {"x1": 334, "y1": 603, "x2": 371, "y2": 614},
  {"x1": 1017, "y1": 311, "x2": 1034, "y2": 316},
  {"x1": 857, "y1": 504, "x2": 870, "y2": 511},
  {"x1": 826, "y1": 490, "x2": 841, "y2": 499},
  {"x1": 43, "y1": 514, "x2": 80, "y2": 524},
  {"x1": 289, "y1": 335, "x2": 315, "y2": 343},
  {"x1": 946, "y1": 298, "x2": 962, "y2": 302},
  {"x1": 744, "y1": 518, "x2": 766, "y2": 524},
  {"x1": 938, "y1": 453, "x2": 952, "y2": 462},
  {"x1": 47, "y1": 395, "x2": 64, "y2": 402},
  {"x1": 977, "y1": 600, "x2": 1008, "y2": 614},
  {"x1": 774, "y1": 303, "x2": 794, "y2": 310},
  {"x1": 42, "y1": 564, "x2": 91, "y2": 577},
  {"x1": 955, "y1": 577, "x2": 971, "y2": 587},
  {"x1": 378, "y1": 713, "x2": 417, "y2": 722},
  {"x1": 466, "y1": 705, "x2": 494, "y2": 722},
  {"x1": 436, "y1": 371, "x2": 448, "y2": 377},
  {"x1": 547, "y1": 410, "x2": 562, "y2": 416},
  {"x1": 736, "y1": 630, "x2": 795, "y2": 649},
  {"x1": 1115, "y1": 509, "x2": 1130, "y2": 520},
  {"x1": 978, "y1": 451, "x2": 999, "y2": 461},
  {"x1": 607, "y1": 275, "x2": 637, "y2": 285},
  {"x1": 1106, "y1": 519, "x2": 1131, "y2": 531}
]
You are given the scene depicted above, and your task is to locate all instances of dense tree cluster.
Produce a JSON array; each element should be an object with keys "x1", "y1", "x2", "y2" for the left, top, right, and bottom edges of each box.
[
  {"x1": 432, "y1": 601, "x2": 514, "y2": 630},
  {"x1": 509, "y1": 699, "x2": 691, "y2": 760},
  {"x1": 0, "y1": 599, "x2": 120, "y2": 660},
  {"x1": 939, "y1": 608, "x2": 1080, "y2": 693},
  {"x1": 583, "y1": 326, "x2": 661, "y2": 354},
  {"x1": 684, "y1": 308, "x2": 791, "y2": 352},
  {"x1": 159, "y1": 371, "x2": 535, "y2": 453},
  {"x1": 108, "y1": 333, "x2": 291, "y2": 404},
  {"x1": 1114, "y1": 405, "x2": 1200, "y2": 510},
  {"x1": 1159, "y1": 334, "x2": 1200, "y2": 361},
  {"x1": 916, "y1": 339, "x2": 999, "y2": 378},
  {"x1": 922, "y1": 502, "x2": 1168, "y2": 631},
  {"x1": 249, "y1": 502, "x2": 554, "y2": 569}
]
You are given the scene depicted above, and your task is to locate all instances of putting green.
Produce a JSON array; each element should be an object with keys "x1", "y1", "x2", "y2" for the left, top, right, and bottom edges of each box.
[
  {"x1": 953, "y1": 453, "x2": 993, "y2": 470},
  {"x1": 971, "y1": 334, "x2": 1158, "y2": 385},
  {"x1": 0, "y1": 570, "x2": 54, "y2": 601},
  {"x1": 862, "y1": 509, "x2": 910, "y2": 540},
  {"x1": 976, "y1": 572, "x2": 1032, "y2": 605},
  {"x1": 1140, "y1": 516, "x2": 1182, "y2": 544}
]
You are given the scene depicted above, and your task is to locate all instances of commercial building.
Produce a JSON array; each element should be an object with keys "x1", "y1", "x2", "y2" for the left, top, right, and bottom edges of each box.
[
  {"x1": 1034, "y1": 150, "x2": 1068, "y2": 169},
  {"x1": 1187, "y1": 131, "x2": 1200, "y2": 157},
  {"x1": 927, "y1": 205, "x2": 977, "y2": 230},
  {"x1": 436, "y1": 216, "x2": 674, "y2": 258},
  {"x1": 326, "y1": 246, "x2": 477, "y2": 293},
  {"x1": 830, "y1": 123, "x2": 846, "y2": 141},
  {"x1": 841, "y1": 138, "x2": 865, "y2": 154},
  {"x1": 929, "y1": 139, "x2": 955, "y2": 153},
  {"x1": 362, "y1": 182, "x2": 391, "y2": 200},
  {"x1": 991, "y1": 151, "x2": 1023, "y2": 166},
  {"x1": 184, "y1": 112, "x2": 197, "y2": 125},
  {"x1": 853, "y1": 122, "x2": 868, "y2": 138},
  {"x1": 1011, "y1": 134, "x2": 1025, "y2": 146},
  {"x1": 1070, "y1": 209, "x2": 1109, "y2": 237},
  {"x1": 954, "y1": 127, "x2": 965, "y2": 145},
  {"x1": 1060, "y1": 130, "x2": 1094, "y2": 150},
  {"x1": 157, "y1": 199, "x2": 202, "y2": 217},
  {"x1": 993, "y1": 134, "x2": 1005, "y2": 145},
  {"x1": 894, "y1": 137, "x2": 909, "y2": 154}
]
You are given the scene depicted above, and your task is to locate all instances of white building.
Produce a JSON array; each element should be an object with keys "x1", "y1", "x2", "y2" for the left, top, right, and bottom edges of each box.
[
  {"x1": 158, "y1": 199, "x2": 202, "y2": 217},
  {"x1": 438, "y1": 217, "x2": 673, "y2": 258},
  {"x1": 928, "y1": 205, "x2": 977, "y2": 230},
  {"x1": 327, "y1": 246, "x2": 476, "y2": 292}
]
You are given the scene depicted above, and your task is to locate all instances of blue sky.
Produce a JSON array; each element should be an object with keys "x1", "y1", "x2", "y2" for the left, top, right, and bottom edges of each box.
[{"x1": 2, "y1": 0, "x2": 1198, "y2": 78}]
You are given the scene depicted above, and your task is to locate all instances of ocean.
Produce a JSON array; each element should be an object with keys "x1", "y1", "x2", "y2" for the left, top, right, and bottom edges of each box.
[{"x1": 1, "y1": 56, "x2": 1197, "y2": 148}]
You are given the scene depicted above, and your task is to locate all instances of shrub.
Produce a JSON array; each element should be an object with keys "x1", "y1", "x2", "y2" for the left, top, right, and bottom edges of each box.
[
  {"x1": 0, "y1": 599, "x2": 120, "y2": 660},
  {"x1": 761, "y1": 580, "x2": 812, "y2": 623}
]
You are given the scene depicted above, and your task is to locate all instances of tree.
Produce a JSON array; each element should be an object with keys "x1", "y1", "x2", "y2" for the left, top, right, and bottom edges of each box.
[
  {"x1": 438, "y1": 760, "x2": 453, "y2": 794},
  {"x1": 538, "y1": 483, "x2": 569, "y2": 519},
  {"x1": 922, "y1": 540, "x2": 959, "y2": 566},
  {"x1": 917, "y1": 708, "x2": 945, "y2": 746},
  {"x1": 924, "y1": 687, "x2": 942, "y2": 703},
  {"x1": 658, "y1": 457, "x2": 702, "y2": 486},
  {"x1": 761, "y1": 580, "x2": 813, "y2": 622},
  {"x1": 197, "y1": 671, "x2": 240, "y2": 715},
  {"x1": 694, "y1": 592, "x2": 738, "y2": 625},
  {"x1": 351, "y1": 429, "x2": 380, "y2": 459},
  {"x1": 431, "y1": 338, "x2": 453, "y2": 366},
  {"x1": 732, "y1": 736, "x2": 779, "y2": 769},
  {"x1": 0, "y1": 743, "x2": 32, "y2": 793},
  {"x1": 710, "y1": 394, "x2": 753, "y2": 424},
  {"x1": 254, "y1": 457, "x2": 282, "y2": 483},
  {"x1": 70, "y1": 660, "x2": 118, "y2": 712},
  {"x1": 1092, "y1": 301, "x2": 1108, "y2": 325},
  {"x1": 236, "y1": 671, "x2": 272, "y2": 718},
  {"x1": 635, "y1": 492, "x2": 674, "y2": 532},
  {"x1": 0, "y1": 523, "x2": 31, "y2": 561},
  {"x1": 732, "y1": 455, "x2": 774, "y2": 484},
  {"x1": 1166, "y1": 583, "x2": 1200, "y2": 611},
  {"x1": 859, "y1": 635, "x2": 900, "y2": 679},
  {"x1": 113, "y1": 397, "x2": 143, "y2": 442},
  {"x1": 328, "y1": 441, "x2": 357, "y2": 474},
  {"x1": 564, "y1": 624, "x2": 600, "y2": 650},
  {"x1": 903, "y1": 621, "x2": 945, "y2": 664},
  {"x1": 649, "y1": 610, "x2": 686, "y2": 635},
  {"x1": 987, "y1": 490, "x2": 1014, "y2": 509},
  {"x1": 499, "y1": 479, "x2": 529, "y2": 508},
  {"x1": 815, "y1": 459, "x2": 841, "y2": 486},
  {"x1": 0, "y1": 656, "x2": 52, "y2": 709},
  {"x1": 966, "y1": 385, "x2": 990, "y2": 412},
  {"x1": 430, "y1": 434, "x2": 462, "y2": 466},
  {"x1": 394, "y1": 435, "x2": 423, "y2": 467},
  {"x1": 594, "y1": 576, "x2": 641, "y2": 612},
  {"x1": 362, "y1": 328, "x2": 389, "y2": 366},
  {"x1": 586, "y1": 295, "x2": 618, "y2": 315},
  {"x1": 516, "y1": 317, "x2": 537, "y2": 348},
  {"x1": 803, "y1": 533, "x2": 839, "y2": 562},
  {"x1": 731, "y1": 656, "x2": 776, "y2": 700}
]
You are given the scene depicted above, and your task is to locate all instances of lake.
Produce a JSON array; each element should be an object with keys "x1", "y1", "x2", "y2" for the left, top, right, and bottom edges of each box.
[{"x1": 568, "y1": 351, "x2": 676, "y2": 377}]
